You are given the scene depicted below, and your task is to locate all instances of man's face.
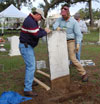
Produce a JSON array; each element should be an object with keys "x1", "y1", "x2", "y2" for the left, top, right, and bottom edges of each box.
[
  {"x1": 75, "y1": 18, "x2": 80, "y2": 22},
  {"x1": 61, "y1": 6, "x2": 69, "y2": 18},
  {"x1": 35, "y1": 14, "x2": 42, "y2": 21}
]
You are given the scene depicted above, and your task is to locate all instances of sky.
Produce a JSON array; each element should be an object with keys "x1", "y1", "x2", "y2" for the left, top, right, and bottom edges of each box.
[{"x1": 21, "y1": 0, "x2": 100, "y2": 16}]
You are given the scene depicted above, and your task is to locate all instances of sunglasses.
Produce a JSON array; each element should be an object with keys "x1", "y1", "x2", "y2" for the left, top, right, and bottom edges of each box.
[
  {"x1": 75, "y1": 18, "x2": 79, "y2": 20},
  {"x1": 61, "y1": 7, "x2": 69, "y2": 11}
]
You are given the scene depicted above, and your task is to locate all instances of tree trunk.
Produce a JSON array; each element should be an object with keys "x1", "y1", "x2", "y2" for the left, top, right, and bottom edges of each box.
[
  {"x1": 88, "y1": 0, "x2": 94, "y2": 26},
  {"x1": 17, "y1": 0, "x2": 21, "y2": 10}
]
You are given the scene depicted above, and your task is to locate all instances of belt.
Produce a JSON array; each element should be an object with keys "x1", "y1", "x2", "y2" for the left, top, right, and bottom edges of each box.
[
  {"x1": 67, "y1": 39, "x2": 75, "y2": 41},
  {"x1": 20, "y1": 41, "x2": 28, "y2": 48}
]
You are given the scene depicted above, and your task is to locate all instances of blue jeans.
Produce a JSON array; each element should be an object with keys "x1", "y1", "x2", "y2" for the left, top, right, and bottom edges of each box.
[
  {"x1": 19, "y1": 43, "x2": 35, "y2": 91},
  {"x1": 76, "y1": 42, "x2": 82, "y2": 61}
]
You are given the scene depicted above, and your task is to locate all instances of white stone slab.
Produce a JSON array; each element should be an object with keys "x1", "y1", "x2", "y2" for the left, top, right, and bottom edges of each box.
[
  {"x1": 36, "y1": 60, "x2": 46, "y2": 69},
  {"x1": 47, "y1": 31, "x2": 69, "y2": 80},
  {"x1": 9, "y1": 36, "x2": 21, "y2": 56},
  {"x1": 0, "y1": 48, "x2": 6, "y2": 52},
  {"x1": 69, "y1": 60, "x2": 95, "y2": 66},
  {"x1": 80, "y1": 60, "x2": 95, "y2": 66},
  {"x1": 0, "y1": 43, "x2": 6, "y2": 52},
  {"x1": 98, "y1": 19, "x2": 100, "y2": 27}
]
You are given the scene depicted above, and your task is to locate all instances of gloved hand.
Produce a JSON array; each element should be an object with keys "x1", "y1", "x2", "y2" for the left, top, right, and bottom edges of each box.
[
  {"x1": 75, "y1": 44, "x2": 80, "y2": 53},
  {"x1": 57, "y1": 27, "x2": 61, "y2": 31}
]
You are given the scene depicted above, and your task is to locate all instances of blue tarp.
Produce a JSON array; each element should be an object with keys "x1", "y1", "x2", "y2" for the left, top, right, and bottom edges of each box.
[{"x1": 0, "y1": 91, "x2": 32, "y2": 104}]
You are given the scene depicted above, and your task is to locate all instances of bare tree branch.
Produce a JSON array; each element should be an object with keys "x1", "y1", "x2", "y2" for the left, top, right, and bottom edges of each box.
[{"x1": 43, "y1": 0, "x2": 49, "y2": 5}]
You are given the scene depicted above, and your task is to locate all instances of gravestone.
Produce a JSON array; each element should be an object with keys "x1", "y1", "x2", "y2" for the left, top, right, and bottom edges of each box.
[
  {"x1": 97, "y1": 19, "x2": 100, "y2": 44},
  {"x1": 0, "y1": 44, "x2": 6, "y2": 52},
  {"x1": 9, "y1": 36, "x2": 20, "y2": 56},
  {"x1": 47, "y1": 31, "x2": 70, "y2": 93},
  {"x1": 0, "y1": 37, "x2": 6, "y2": 52},
  {"x1": 98, "y1": 19, "x2": 100, "y2": 27},
  {"x1": 36, "y1": 60, "x2": 46, "y2": 70}
]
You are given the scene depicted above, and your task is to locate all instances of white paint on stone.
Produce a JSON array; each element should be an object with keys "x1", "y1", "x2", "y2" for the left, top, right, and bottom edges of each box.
[
  {"x1": 9, "y1": 36, "x2": 21, "y2": 56},
  {"x1": 47, "y1": 31, "x2": 69, "y2": 80}
]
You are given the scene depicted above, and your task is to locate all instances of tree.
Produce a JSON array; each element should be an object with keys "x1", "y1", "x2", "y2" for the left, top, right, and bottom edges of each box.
[
  {"x1": 94, "y1": 8, "x2": 100, "y2": 20},
  {"x1": 78, "y1": 8, "x2": 100, "y2": 20},
  {"x1": 0, "y1": 0, "x2": 16, "y2": 12},
  {"x1": 39, "y1": 0, "x2": 71, "y2": 18},
  {"x1": 1, "y1": 0, "x2": 99, "y2": 26},
  {"x1": 38, "y1": 0, "x2": 99, "y2": 26},
  {"x1": 67, "y1": 0, "x2": 99, "y2": 26},
  {"x1": 0, "y1": 0, "x2": 32, "y2": 11},
  {"x1": 71, "y1": 0, "x2": 99, "y2": 26},
  {"x1": 87, "y1": 0, "x2": 99, "y2": 26}
]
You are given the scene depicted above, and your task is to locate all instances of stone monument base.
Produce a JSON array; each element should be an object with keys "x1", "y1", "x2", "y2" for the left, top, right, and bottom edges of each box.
[
  {"x1": 9, "y1": 50, "x2": 21, "y2": 56},
  {"x1": 51, "y1": 75, "x2": 70, "y2": 94}
]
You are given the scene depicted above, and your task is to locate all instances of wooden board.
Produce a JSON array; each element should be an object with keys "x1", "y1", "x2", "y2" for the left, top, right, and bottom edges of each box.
[{"x1": 47, "y1": 31, "x2": 69, "y2": 80}]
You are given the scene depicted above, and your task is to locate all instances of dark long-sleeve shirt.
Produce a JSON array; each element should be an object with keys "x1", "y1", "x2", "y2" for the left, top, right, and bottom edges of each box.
[{"x1": 20, "y1": 14, "x2": 47, "y2": 48}]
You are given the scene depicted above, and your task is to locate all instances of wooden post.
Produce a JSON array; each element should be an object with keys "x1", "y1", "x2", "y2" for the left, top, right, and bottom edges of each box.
[
  {"x1": 37, "y1": 70, "x2": 50, "y2": 78},
  {"x1": 34, "y1": 77, "x2": 50, "y2": 91}
]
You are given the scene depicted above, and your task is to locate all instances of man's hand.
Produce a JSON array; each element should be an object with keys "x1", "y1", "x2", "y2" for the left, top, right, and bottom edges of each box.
[
  {"x1": 75, "y1": 44, "x2": 80, "y2": 53},
  {"x1": 45, "y1": 28, "x2": 51, "y2": 34},
  {"x1": 57, "y1": 27, "x2": 61, "y2": 31}
]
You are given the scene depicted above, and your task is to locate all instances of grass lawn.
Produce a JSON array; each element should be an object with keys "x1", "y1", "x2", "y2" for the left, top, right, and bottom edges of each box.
[{"x1": 83, "y1": 28, "x2": 99, "y2": 42}]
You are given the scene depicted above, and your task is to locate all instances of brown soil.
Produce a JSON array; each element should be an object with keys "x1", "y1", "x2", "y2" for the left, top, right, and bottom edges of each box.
[
  {"x1": 20, "y1": 64, "x2": 100, "y2": 104},
  {"x1": 0, "y1": 64, "x2": 100, "y2": 104}
]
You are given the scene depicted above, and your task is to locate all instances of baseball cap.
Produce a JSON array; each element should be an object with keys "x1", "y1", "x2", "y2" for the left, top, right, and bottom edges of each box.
[
  {"x1": 35, "y1": 8, "x2": 45, "y2": 20},
  {"x1": 74, "y1": 13, "x2": 80, "y2": 20}
]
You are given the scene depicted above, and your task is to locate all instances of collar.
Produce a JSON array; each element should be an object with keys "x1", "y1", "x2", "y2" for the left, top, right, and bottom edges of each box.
[
  {"x1": 65, "y1": 16, "x2": 70, "y2": 21},
  {"x1": 29, "y1": 13, "x2": 35, "y2": 20},
  {"x1": 62, "y1": 16, "x2": 71, "y2": 22}
]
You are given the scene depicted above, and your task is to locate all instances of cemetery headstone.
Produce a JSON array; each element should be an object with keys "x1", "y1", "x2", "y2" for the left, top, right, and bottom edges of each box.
[
  {"x1": 0, "y1": 37, "x2": 6, "y2": 52},
  {"x1": 9, "y1": 36, "x2": 20, "y2": 56},
  {"x1": 0, "y1": 44, "x2": 6, "y2": 52},
  {"x1": 36, "y1": 60, "x2": 46, "y2": 70},
  {"x1": 47, "y1": 31, "x2": 70, "y2": 93},
  {"x1": 97, "y1": 19, "x2": 100, "y2": 44}
]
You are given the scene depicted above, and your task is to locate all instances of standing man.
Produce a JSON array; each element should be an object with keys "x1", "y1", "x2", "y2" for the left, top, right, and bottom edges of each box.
[
  {"x1": 74, "y1": 13, "x2": 88, "y2": 61},
  {"x1": 19, "y1": 8, "x2": 51, "y2": 97},
  {"x1": 53, "y1": 4, "x2": 88, "y2": 82}
]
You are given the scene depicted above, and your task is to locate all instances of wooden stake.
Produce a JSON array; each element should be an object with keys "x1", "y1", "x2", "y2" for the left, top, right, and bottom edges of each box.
[
  {"x1": 37, "y1": 70, "x2": 50, "y2": 78},
  {"x1": 34, "y1": 77, "x2": 50, "y2": 91}
]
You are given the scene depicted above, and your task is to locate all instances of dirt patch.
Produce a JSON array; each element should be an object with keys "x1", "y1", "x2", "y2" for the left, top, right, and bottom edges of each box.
[
  {"x1": 0, "y1": 63, "x2": 100, "y2": 104},
  {"x1": 51, "y1": 75, "x2": 70, "y2": 94},
  {"x1": 20, "y1": 64, "x2": 100, "y2": 104}
]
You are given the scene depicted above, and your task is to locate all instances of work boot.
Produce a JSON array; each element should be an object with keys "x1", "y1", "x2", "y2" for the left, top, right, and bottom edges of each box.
[
  {"x1": 82, "y1": 74, "x2": 88, "y2": 82},
  {"x1": 24, "y1": 91, "x2": 38, "y2": 97}
]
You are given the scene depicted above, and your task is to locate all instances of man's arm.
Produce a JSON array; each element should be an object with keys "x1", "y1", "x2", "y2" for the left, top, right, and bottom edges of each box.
[
  {"x1": 21, "y1": 18, "x2": 50, "y2": 38},
  {"x1": 74, "y1": 21, "x2": 82, "y2": 44},
  {"x1": 53, "y1": 18, "x2": 61, "y2": 30},
  {"x1": 81, "y1": 21, "x2": 88, "y2": 33},
  {"x1": 74, "y1": 21, "x2": 83, "y2": 52}
]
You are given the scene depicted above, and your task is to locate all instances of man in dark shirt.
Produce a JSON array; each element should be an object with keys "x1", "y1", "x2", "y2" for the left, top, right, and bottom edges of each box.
[{"x1": 19, "y1": 8, "x2": 50, "y2": 97}]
